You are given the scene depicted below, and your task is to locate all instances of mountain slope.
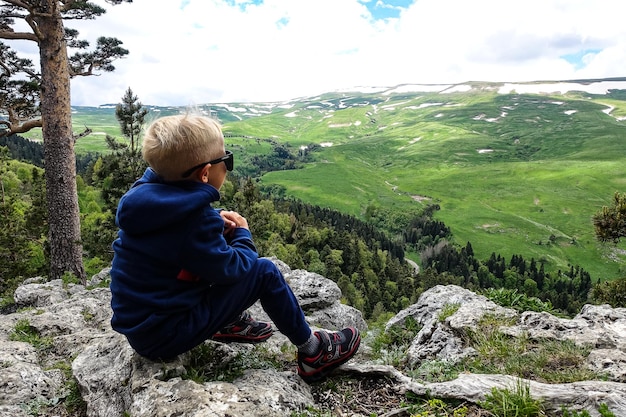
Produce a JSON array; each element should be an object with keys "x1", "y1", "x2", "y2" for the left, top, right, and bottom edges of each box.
[
  {"x1": 65, "y1": 78, "x2": 626, "y2": 279},
  {"x1": 229, "y1": 80, "x2": 626, "y2": 279}
]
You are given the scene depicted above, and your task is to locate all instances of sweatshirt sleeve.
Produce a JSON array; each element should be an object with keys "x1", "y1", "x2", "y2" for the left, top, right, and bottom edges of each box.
[{"x1": 180, "y1": 208, "x2": 258, "y2": 285}]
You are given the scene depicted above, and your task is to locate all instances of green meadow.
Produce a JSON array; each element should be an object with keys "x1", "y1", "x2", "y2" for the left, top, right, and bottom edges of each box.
[
  {"x1": 38, "y1": 83, "x2": 626, "y2": 281},
  {"x1": 248, "y1": 88, "x2": 626, "y2": 280}
]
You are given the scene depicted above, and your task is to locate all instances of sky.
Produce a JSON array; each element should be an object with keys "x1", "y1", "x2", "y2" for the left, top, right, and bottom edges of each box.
[{"x1": 8, "y1": 0, "x2": 626, "y2": 106}]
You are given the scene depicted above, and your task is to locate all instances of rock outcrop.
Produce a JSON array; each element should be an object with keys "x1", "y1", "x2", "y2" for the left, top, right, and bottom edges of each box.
[{"x1": 1, "y1": 261, "x2": 625, "y2": 417}]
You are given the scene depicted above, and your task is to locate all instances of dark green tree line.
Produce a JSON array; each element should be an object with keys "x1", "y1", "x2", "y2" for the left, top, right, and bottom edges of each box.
[
  {"x1": 0, "y1": 147, "x2": 48, "y2": 295},
  {"x1": 221, "y1": 177, "x2": 417, "y2": 318},
  {"x1": 421, "y1": 240, "x2": 594, "y2": 315},
  {"x1": 0, "y1": 134, "x2": 44, "y2": 166}
]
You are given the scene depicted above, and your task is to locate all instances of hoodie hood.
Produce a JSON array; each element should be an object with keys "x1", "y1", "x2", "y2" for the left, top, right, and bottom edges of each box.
[{"x1": 116, "y1": 168, "x2": 221, "y2": 235}]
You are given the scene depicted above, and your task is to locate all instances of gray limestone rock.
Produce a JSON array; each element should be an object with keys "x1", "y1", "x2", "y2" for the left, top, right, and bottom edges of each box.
[{"x1": 1, "y1": 274, "x2": 625, "y2": 417}]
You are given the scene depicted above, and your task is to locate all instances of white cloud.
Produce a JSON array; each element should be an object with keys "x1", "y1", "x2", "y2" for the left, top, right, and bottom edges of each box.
[{"x1": 11, "y1": 0, "x2": 626, "y2": 106}]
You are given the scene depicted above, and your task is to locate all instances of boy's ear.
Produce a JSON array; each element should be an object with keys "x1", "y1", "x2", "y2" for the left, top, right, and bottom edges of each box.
[{"x1": 197, "y1": 164, "x2": 211, "y2": 183}]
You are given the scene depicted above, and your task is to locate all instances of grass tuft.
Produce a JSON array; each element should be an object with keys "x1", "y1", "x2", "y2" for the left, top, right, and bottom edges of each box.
[
  {"x1": 9, "y1": 318, "x2": 53, "y2": 352},
  {"x1": 181, "y1": 342, "x2": 288, "y2": 383},
  {"x1": 460, "y1": 315, "x2": 600, "y2": 383},
  {"x1": 370, "y1": 316, "x2": 421, "y2": 367},
  {"x1": 480, "y1": 379, "x2": 545, "y2": 417}
]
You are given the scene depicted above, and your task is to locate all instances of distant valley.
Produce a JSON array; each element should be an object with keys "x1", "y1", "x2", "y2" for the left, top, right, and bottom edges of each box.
[{"x1": 63, "y1": 78, "x2": 626, "y2": 280}]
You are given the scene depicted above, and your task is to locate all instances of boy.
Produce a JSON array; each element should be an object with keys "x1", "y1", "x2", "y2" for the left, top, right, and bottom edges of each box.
[{"x1": 109, "y1": 113, "x2": 360, "y2": 382}]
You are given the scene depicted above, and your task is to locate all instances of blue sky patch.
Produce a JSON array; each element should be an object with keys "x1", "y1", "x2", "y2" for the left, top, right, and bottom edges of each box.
[
  {"x1": 360, "y1": 0, "x2": 416, "y2": 20},
  {"x1": 561, "y1": 49, "x2": 601, "y2": 70},
  {"x1": 276, "y1": 16, "x2": 289, "y2": 29},
  {"x1": 223, "y1": 0, "x2": 264, "y2": 12}
]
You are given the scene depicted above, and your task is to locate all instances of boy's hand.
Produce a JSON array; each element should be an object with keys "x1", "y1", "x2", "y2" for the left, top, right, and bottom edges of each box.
[{"x1": 220, "y1": 210, "x2": 249, "y2": 233}]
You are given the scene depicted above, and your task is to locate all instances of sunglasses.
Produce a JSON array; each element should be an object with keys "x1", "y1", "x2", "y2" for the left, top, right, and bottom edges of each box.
[{"x1": 181, "y1": 150, "x2": 234, "y2": 178}]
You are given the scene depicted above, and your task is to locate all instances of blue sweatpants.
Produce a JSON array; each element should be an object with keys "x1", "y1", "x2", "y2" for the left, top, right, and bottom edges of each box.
[{"x1": 128, "y1": 258, "x2": 312, "y2": 360}]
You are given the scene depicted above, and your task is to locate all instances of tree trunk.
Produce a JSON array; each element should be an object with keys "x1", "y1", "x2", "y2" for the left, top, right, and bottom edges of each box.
[{"x1": 36, "y1": 5, "x2": 85, "y2": 282}]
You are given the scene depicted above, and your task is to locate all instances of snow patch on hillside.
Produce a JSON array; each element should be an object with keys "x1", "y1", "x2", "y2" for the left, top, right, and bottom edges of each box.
[
  {"x1": 601, "y1": 104, "x2": 626, "y2": 120},
  {"x1": 335, "y1": 80, "x2": 626, "y2": 99},
  {"x1": 498, "y1": 80, "x2": 626, "y2": 95}
]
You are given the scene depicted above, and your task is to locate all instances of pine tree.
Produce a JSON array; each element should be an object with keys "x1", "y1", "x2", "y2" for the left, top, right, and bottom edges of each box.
[
  {"x1": 92, "y1": 88, "x2": 149, "y2": 212},
  {"x1": 116, "y1": 88, "x2": 145, "y2": 149},
  {"x1": 593, "y1": 192, "x2": 626, "y2": 243},
  {"x1": 0, "y1": 1, "x2": 130, "y2": 282}
]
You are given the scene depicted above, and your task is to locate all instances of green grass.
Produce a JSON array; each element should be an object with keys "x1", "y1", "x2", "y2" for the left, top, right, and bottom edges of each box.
[
  {"x1": 9, "y1": 318, "x2": 54, "y2": 351},
  {"x1": 463, "y1": 328, "x2": 599, "y2": 384},
  {"x1": 365, "y1": 308, "x2": 616, "y2": 417},
  {"x1": 181, "y1": 342, "x2": 289, "y2": 383},
  {"x1": 562, "y1": 404, "x2": 617, "y2": 417},
  {"x1": 370, "y1": 315, "x2": 422, "y2": 368},
  {"x1": 438, "y1": 303, "x2": 461, "y2": 321},
  {"x1": 421, "y1": 313, "x2": 602, "y2": 384},
  {"x1": 481, "y1": 380, "x2": 546, "y2": 417},
  {"x1": 264, "y1": 144, "x2": 626, "y2": 279},
  {"x1": 482, "y1": 288, "x2": 556, "y2": 314}
]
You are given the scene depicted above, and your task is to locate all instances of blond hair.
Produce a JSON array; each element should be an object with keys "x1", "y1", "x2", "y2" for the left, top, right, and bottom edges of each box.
[{"x1": 142, "y1": 114, "x2": 224, "y2": 181}]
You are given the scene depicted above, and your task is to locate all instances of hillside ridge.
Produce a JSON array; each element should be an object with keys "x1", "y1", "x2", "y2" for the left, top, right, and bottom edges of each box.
[{"x1": 85, "y1": 77, "x2": 626, "y2": 109}]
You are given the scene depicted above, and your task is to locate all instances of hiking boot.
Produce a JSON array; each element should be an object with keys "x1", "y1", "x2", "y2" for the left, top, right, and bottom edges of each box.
[
  {"x1": 297, "y1": 327, "x2": 361, "y2": 383},
  {"x1": 212, "y1": 310, "x2": 274, "y2": 344}
]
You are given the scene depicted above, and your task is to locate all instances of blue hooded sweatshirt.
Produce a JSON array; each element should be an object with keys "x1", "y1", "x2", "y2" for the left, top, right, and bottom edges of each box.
[{"x1": 110, "y1": 168, "x2": 258, "y2": 358}]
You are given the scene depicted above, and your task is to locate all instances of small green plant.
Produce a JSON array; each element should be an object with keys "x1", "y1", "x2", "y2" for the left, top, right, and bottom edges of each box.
[
  {"x1": 47, "y1": 360, "x2": 72, "y2": 378},
  {"x1": 591, "y1": 277, "x2": 626, "y2": 308},
  {"x1": 561, "y1": 403, "x2": 616, "y2": 417},
  {"x1": 0, "y1": 295, "x2": 15, "y2": 310},
  {"x1": 316, "y1": 377, "x2": 339, "y2": 393},
  {"x1": 482, "y1": 288, "x2": 556, "y2": 314},
  {"x1": 81, "y1": 308, "x2": 95, "y2": 322},
  {"x1": 408, "y1": 360, "x2": 461, "y2": 383},
  {"x1": 61, "y1": 271, "x2": 81, "y2": 286},
  {"x1": 9, "y1": 318, "x2": 53, "y2": 351},
  {"x1": 280, "y1": 341, "x2": 292, "y2": 354},
  {"x1": 566, "y1": 410, "x2": 592, "y2": 417},
  {"x1": 438, "y1": 302, "x2": 461, "y2": 322},
  {"x1": 418, "y1": 398, "x2": 449, "y2": 416},
  {"x1": 598, "y1": 404, "x2": 617, "y2": 417},
  {"x1": 561, "y1": 407, "x2": 592, "y2": 417},
  {"x1": 84, "y1": 256, "x2": 111, "y2": 283},
  {"x1": 63, "y1": 378, "x2": 87, "y2": 415},
  {"x1": 401, "y1": 393, "x2": 471, "y2": 417},
  {"x1": 480, "y1": 380, "x2": 545, "y2": 417},
  {"x1": 290, "y1": 405, "x2": 334, "y2": 417},
  {"x1": 181, "y1": 342, "x2": 286, "y2": 383},
  {"x1": 40, "y1": 360, "x2": 87, "y2": 415},
  {"x1": 371, "y1": 315, "x2": 421, "y2": 366},
  {"x1": 21, "y1": 396, "x2": 56, "y2": 416}
]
